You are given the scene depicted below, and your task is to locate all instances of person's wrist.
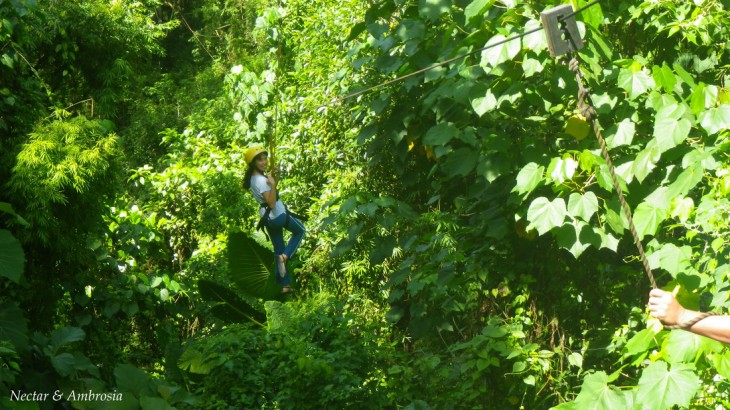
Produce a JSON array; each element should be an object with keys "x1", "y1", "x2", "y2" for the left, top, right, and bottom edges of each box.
[{"x1": 677, "y1": 309, "x2": 700, "y2": 329}]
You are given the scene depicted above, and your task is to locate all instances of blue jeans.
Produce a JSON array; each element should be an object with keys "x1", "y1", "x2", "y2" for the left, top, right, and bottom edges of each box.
[{"x1": 265, "y1": 212, "x2": 305, "y2": 286}]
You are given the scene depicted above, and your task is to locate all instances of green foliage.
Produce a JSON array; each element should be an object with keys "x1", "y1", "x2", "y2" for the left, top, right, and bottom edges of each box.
[
  {"x1": 5, "y1": 0, "x2": 730, "y2": 408},
  {"x1": 8, "y1": 113, "x2": 121, "y2": 245},
  {"x1": 227, "y1": 231, "x2": 281, "y2": 300},
  {"x1": 179, "y1": 294, "x2": 394, "y2": 409},
  {"x1": 197, "y1": 279, "x2": 266, "y2": 325}
]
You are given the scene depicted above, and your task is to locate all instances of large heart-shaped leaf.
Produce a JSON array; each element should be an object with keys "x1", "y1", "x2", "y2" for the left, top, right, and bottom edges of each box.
[
  {"x1": 698, "y1": 104, "x2": 730, "y2": 135},
  {"x1": 527, "y1": 197, "x2": 566, "y2": 235},
  {"x1": 633, "y1": 202, "x2": 669, "y2": 239},
  {"x1": 567, "y1": 192, "x2": 599, "y2": 222},
  {"x1": 227, "y1": 231, "x2": 279, "y2": 300},
  {"x1": 513, "y1": 162, "x2": 544, "y2": 197},
  {"x1": 481, "y1": 33, "x2": 521, "y2": 68},
  {"x1": 653, "y1": 117, "x2": 691, "y2": 153},
  {"x1": 572, "y1": 371, "x2": 631, "y2": 410},
  {"x1": 618, "y1": 68, "x2": 654, "y2": 100},
  {"x1": 635, "y1": 361, "x2": 700, "y2": 410}
]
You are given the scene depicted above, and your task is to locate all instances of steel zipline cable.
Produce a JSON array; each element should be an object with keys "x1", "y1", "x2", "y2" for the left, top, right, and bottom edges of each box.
[{"x1": 320, "y1": 0, "x2": 602, "y2": 109}]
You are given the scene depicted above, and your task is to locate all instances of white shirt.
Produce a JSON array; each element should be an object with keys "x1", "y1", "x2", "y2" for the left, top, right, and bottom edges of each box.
[{"x1": 250, "y1": 174, "x2": 286, "y2": 219}]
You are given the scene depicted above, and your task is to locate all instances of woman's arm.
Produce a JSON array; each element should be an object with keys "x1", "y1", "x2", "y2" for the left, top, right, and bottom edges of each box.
[
  {"x1": 648, "y1": 288, "x2": 730, "y2": 344},
  {"x1": 261, "y1": 175, "x2": 277, "y2": 209}
]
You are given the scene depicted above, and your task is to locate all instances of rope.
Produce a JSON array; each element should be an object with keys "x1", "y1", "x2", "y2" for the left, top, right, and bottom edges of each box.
[
  {"x1": 666, "y1": 311, "x2": 720, "y2": 330},
  {"x1": 565, "y1": 41, "x2": 722, "y2": 329},
  {"x1": 567, "y1": 57, "x2": 656, "y2": 289}
]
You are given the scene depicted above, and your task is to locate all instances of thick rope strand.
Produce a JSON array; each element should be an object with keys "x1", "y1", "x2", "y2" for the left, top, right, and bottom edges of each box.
[
  {"x1": 568, "y1": 57, "x2": 721, "y2": 329},
  {"x1": 568, "y1": 58, "x2": 656, "y2": 289}
]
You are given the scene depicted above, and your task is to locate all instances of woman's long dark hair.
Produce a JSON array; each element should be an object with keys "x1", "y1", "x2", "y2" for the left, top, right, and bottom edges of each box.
[
  {"x1": 242, "y1": 165, "x2": 255, "y2": 190},
  {"x1": 242, "y1": 152, "x2": 267, "y2": 190}
]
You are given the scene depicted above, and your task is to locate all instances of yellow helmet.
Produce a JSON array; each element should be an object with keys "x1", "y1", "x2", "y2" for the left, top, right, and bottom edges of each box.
[{"x1": 245, "y1": 146, "x2": 267, "y2": 164}]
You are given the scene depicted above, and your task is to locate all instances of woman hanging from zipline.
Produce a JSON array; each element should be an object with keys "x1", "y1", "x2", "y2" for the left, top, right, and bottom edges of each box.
[{"x1": 243, "y1": 146, "x2": 305, "y2": 294}]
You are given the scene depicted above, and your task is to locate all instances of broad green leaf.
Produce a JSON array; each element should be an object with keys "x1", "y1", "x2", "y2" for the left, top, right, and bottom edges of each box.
[
  {"x1": 655, "y1": 102, "x2": 688, "y2": 121},
  {"x1": 140, "y1": 396, "x2": 174, "y2": 410},
  {"x1": 418, "y1": 0, "x2": 450, "y2": 21},
  {"x1": 574, "y1": 0, "x2": 604, "y2": 29},
  {"x1": 522, "y1": 20, "x2": 546, "y2": 52},
  {"x1": 632, "y1": 146, "x2": 660, "y2": 183},
  {"x1": 50, "y1": 327, "x2": 85, "y2": 353},
  {"x1": 618, "y1": 68, "x2": 654, "y2": 99},
  {"x1": 441, "y1": 148, "x2": 478, "y2": 176},
  {"x1": 712, "y1": 350, "x2": 730, "y2": 379},
  {"x1": 423, "y1": 122, "x2": 459, "y2": 145},
  {"x1": 513, "y1": 162, "x2": 544, "y2": 196},
  {"x1": 464, "y1": 0, "x2": 493, "y2": 23},
  {"x1": 653, "y1": 117, "x2": 691, "y2": 153},
  {"x1": 114, "y1": 364, "x2": 152, "y2": 397},
  {"x1": 624, "y1": 328, "x2": 658, "y2": 358},
  {"x1": 593, "y1": 227, "x2": 619, "y2": 252},
  {"x1": 647, "y1": 243, "x2": 691, "y2": 277},
  {"x1": 522, "y1": 57, "x2": 543, "y2": 78},
  {"x1": 567, "y1": 192, "x2": 598, "y2": 222},
  {"x1": 227, "y1": 232, "x2": 279, "y2": 300},
  {"x1": 690, "y1": 83, "x2": 718, "y2": 115},
  {"x1": 0, "y1": 302, "x2": 28, "y2": 351},
  {"x1": 470, "y1": 88, "x2": 497, "y2": 116},
  {"x1": 555, "y1": 220, "x2": 600, "y2": 258},
  {"x1": 635, "y1": 361, "x2": 700, "y2": 410},
  {"x1": 198, "y1": 279, "x2": 265, "y2": 325},
  {"x1": 670, "y1": 196, "x2": 694, "y2": 223},
  {"x1": 698, "y1": 104, "x2": 730, "y2": 135},
  {"x1": 667, "y1": 164, "x2": 704, "y2": 198},
  {"x1": 643, "y1": 186, "x2": 670, "y2": 210},
  {"x1": 548, "y1": 157, "x2": 578, "y2": 184},
  {"x1": 481, "y1": 33, "x2": 521, "y2": 68},
  {"x1": 633, "y1": 202, "x2": 668, "y2": 239},
  {"x1": 652, "y1": 64, "x2": 676, "y2": 93},
  {"x1": 662, "y1": 330, "x2": 705, "y2": 363},
  {"x1": 673, "y1": 63, "x2": 697, "y2": 89},
  {"x1": 51, "y1": 353, "x2": 76, "y2": 377},
  {"x1": 605, "y1": 198, "x2": 628, "y2": 234},
  {"x1": 0, "y1": 229, "x2": 24, "y2": 283},
  {"x1": 605, "y1": 119, "x2": 635, "y2": 149},
  {"x1": 682, "y1": 148, "x2": 717, "y2": 170},
  {"x1": 0, "y1": 202, "x2": 28, "y2": 226},
  {"x1": 527, "y1": 197, "x2": 566, "y2": 235},
  {"x1": 572, "y1": 371, "x2": 629, "y2": 410}
]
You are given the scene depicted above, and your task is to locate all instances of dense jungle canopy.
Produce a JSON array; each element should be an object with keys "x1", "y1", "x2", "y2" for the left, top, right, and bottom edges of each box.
[{"x1": 3, "y1": 0, "x2": 730, "y2": 408}]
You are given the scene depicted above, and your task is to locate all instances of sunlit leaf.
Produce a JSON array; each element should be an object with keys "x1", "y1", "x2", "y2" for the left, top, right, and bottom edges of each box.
[
  {"x1": 227, "y1": 231, "x2": 279, "y2": 300},
  {"x1": 651, "y1": 64, "x2": 676, "y2": 94},
  {"x1": 527, "y1": 197, "x2": 566, "y2": 235},
  {"x1": 567, "y1": 192, "x2": 598, "y2": 222},
  {"x1": 633, "y1": 202, "x2": 668, "y2": 239},
  {"x1": 606, "y1": 118, "x2": 635, "y2": 149},
  {"x1": 635, "y1": 361, "x2": 700, "y2": 410},
  {"x1": 513, "y1": 162, "x2": 544, "y2": 196},
  {"x1": 464, "y1": 0, "x2": 493, "y2": 23},
  {"x1": 572, "y1": 371, "x2": 630, "y2": 410},
  {"x1": 481, "y1": 33, "x2": 521, "y2": 67},
  {"x1": 653, "y1": 117, "x2": 690, "y2": 153},
  {"x1": 698, "y1": 104, "x2": 730, "y2": 135},
  {"x1": 618, "y1": 68, "x2": 654, "y2": 99}
]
